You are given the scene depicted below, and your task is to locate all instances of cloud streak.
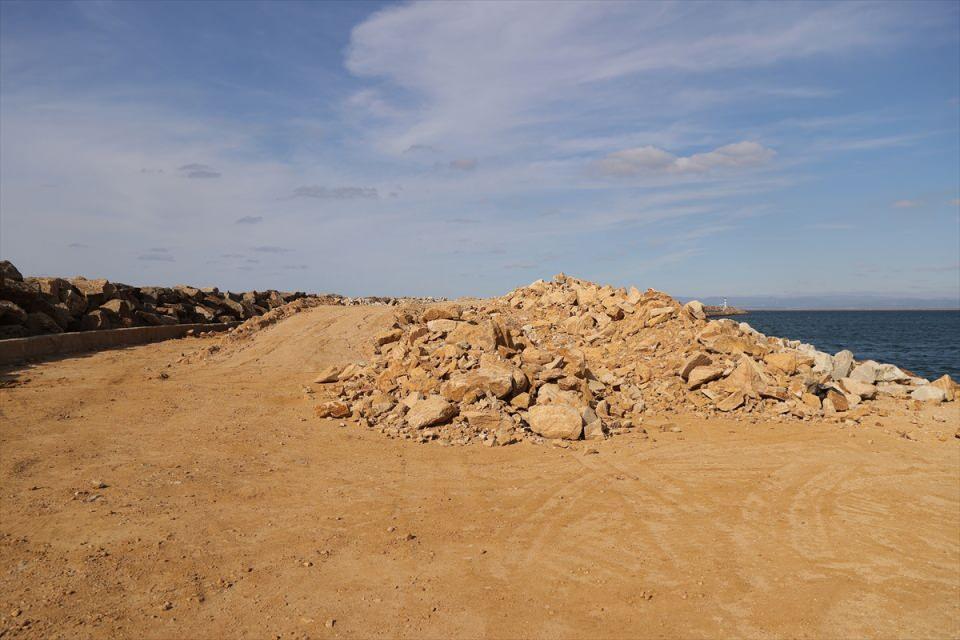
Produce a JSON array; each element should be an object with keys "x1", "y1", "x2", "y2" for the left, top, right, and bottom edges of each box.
[
  {"x1": 291, "y1": 185, "x2": 379, "y2": 199},
  {"x1": 596, "y1": 141, "x2": 775, "y2": 177}
]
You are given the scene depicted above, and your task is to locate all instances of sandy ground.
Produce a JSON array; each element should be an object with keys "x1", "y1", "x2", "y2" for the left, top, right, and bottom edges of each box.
[{"x1": 1, "y1": 305, "x2": 958, "y2": 639}]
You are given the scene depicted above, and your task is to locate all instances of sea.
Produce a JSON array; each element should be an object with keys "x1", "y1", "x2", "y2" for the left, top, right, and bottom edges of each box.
[{"x1": 735, "y1": 310, "x2": 960, "y2": 381}]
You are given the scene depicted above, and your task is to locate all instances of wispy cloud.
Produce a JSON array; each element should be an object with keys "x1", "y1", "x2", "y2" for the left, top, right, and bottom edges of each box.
[
  {"x1": 449, "y1": 158, "x2": 477, "y2": 171},
  {"x1": 290, "y1": 185, "x2": 379, "y2": 199},
  {"x1": 892, "y1": 199, "x2": 922, "y2": 208},
  {"x1": 251, "y1": 246, "x2": 291, "y2": 253},
  {"x1": 596, "y1": 141, "x2": 775, "y2": 177},
  {"x1": 235, "y1": 216, "x2": 263, "y2": 224},
  {"x1": 807, "y1": 222, "x2": 854, "y2": 231},
  {"x1": 346, "y1": 2, "x2": 917, "y2": 153},
  {"x1": 178, "y1": 163, "x2": 221, "y2": 179}
]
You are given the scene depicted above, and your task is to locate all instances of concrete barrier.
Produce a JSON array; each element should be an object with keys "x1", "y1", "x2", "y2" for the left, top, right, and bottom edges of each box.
[{"x1": 0, "y1": 323, "x2": 238, "y2": 366}]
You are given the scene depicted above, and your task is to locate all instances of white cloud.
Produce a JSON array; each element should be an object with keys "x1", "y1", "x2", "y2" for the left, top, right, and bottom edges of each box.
[
  {"x1": 596, "y1": 141, "x2": 775, "y2": 177},
  {"x1": 346, "y1": 1, "x2": 910, "y2": 153}
]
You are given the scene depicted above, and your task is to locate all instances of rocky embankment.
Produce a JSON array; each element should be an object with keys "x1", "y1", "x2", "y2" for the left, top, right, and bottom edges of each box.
[
  {"x1": 0, "y1": 260, "x2": 353, "y2": 340},
  {"x1": 310, "y1": 274, "x2": 958, "y2": 446},
  {"x1": 703, "y1": 305, "x2": 747, "y2": 316}
]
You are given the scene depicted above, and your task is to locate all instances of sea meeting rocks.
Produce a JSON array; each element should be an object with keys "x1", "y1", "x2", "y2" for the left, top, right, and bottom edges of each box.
[{"x1": 306, "y1": 273, "x2": 959, "y2": 446}]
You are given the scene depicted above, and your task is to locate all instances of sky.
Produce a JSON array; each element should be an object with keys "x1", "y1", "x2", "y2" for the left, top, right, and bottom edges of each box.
[{"x1": 1, "y1": 0, "x2": 958, "y2": 305}]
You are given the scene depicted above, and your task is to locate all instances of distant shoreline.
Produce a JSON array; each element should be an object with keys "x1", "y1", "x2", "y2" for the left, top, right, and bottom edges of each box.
[{"x1": 741, "y1": 308, "x2": 960, "y2": 312}]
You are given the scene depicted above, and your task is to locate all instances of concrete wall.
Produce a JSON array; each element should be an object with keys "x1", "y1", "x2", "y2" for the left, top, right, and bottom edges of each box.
[{"x1": 0, "y1": 323, "x2": 237, "y2": 366}]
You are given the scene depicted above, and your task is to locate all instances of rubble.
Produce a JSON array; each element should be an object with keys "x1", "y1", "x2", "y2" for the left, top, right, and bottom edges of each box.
[
  {"x1": 0, "y1": 260, "x2": 322, "y2": 338},
  {"x1": 308, "y1": 273, "x2": 960, "y2": 446},
  {"x1": 0, "y1": 259, "x2": 443, "y2": 339}
]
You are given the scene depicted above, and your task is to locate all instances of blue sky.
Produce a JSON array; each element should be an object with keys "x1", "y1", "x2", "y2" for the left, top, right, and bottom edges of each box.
[{"x1": 1, "y1": 0, "x2": 958, "y2": 303}]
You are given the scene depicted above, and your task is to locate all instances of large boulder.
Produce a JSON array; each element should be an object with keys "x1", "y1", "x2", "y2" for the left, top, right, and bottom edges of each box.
[
  {"x1": 0, "y1": 300, "x2": 27, "y2": 326},
  {"x1": 447, "y1": 319, "x2": 511, "y2": 352},
  {"x1": 25, "y1": 311, "x2": 63, "y2": 334},
  {"x1": 422, "y1": 304, "x2": 462, "y2": 322},
  {"x1": 679, "y1": 352, "x2": 712, "y2": 380},
  {"x1": 405, "y1": 395, "x2": 458, "y2": 429},
  {"x1": 717, "y1": 358, "x2": 770, "y2": 398},
  {"x1": 831, "y1": 350, "x2": 854, "y2": 380},
  {"x1": 81, "y1": 309, "x2": 112, "y2": 331},
  {"x1": 931, "y1": 374, "x2": 957, "y2": 402},
  {"x1": 0, "y1": 260, "x2": 23, "y2": 282},
  {"x1": 525, "y1": 404, "x2": 583, "y2": 440},
  {"x1": 687, "y1": 366, "x2": 723, "y2": 390},
  {"x1": 838, "y1": 377, "x2": 877, "y2": 400},
  {"x1": 874, "y1": 363, "x2": 911, "y2": 383},
  {"x1": 911, "y1": 385, "x2": 947, "y2": 403},
  {"x1": 70, "y1": 277, "x2": 116, "y2": 307},
  {"x1": 682, "y1": 300, "x2": 706, "y2": 320},
  {"x1": 101, "y1": 298, "x2": 136, "y2": 320},
  {"x1": 765, "y1": 352, "x2": 801, "y2": 375},
  {"x1": 849, "y1": 361, "x2": 879, "y2": 383},
  {"x1": 442, "y1": 364, "x2": 516, "y2": 401}
]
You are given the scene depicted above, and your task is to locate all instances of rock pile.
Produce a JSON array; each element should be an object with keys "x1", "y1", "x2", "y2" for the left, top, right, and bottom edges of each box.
[
  {"x1": 312, "y1": 274, "x2": 958, "y2": 445},
  {"x1": 0, "y1": 260, "x2": 324, "y2": 339}
]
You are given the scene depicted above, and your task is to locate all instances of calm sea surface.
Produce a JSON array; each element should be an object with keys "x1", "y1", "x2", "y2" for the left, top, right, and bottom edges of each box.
[{"x1": 738, "y1": 310, "x2": 960, "y2": 381}]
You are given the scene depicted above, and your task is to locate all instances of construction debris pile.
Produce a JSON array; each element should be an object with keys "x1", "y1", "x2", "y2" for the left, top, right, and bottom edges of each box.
[{"x1": 313, "y1": 274, "x2": 957, "y2": 445}]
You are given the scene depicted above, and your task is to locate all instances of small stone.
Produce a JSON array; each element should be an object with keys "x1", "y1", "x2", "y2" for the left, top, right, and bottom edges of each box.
[{"x1": 326, "y1": 619, "x2": 336, "y2": 628}]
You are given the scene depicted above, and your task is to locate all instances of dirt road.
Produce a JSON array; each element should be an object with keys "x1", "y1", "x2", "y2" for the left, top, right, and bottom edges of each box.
[{"x1": 1, "y1": 305, "x2": 958, "y2": 638}]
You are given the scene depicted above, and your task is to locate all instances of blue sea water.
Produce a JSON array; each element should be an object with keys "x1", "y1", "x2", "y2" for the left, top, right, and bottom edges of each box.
[{"x1": 738, "y1": 310, "x2": 960, "y2": 381}]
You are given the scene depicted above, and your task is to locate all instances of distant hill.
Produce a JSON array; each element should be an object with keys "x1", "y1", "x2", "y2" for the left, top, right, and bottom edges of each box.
[{"x1": 678, "y1": 294, "x2": 960, "y2": 311}]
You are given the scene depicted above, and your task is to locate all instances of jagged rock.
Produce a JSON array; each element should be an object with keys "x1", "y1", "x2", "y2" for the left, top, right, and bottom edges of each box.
[
  {"x1": 716, "y1": 392, "x2": 744, "y2": 412},
  {"x1": 876, "y1": 382, "x2": 910, "y2": 397},
  {"x1": 0, "y1": 300, "x2": 27, "y2": 326},
  {"x1": 101, "y1": 298, "x2": 135, "y2": 319},
  {"x1": 442, "y1": 363, "x2": 516, "y2": 401},
  {"x1": 377, "y1": 329, "x2": 405, "y2": 347},
  {"x1": 24, "y1": 311, "x2": 62, "y2": 334},
  {"x1": 405, "y1": 395, "x2": 458, "y2": 429},
  {"x1": 911, "y1": 386, "x2": 947, "y2": 403},
  {"x1": 831, "y1": 350, "x2": 854, "y2": 379},
  {"x1": 717, "y1": 358, "x2": 769, "y2": 398},
  {"x1": 81, "y1": 309, "x2": 111, "y2": 331},
  {"x1": 931, "y1": 374, "x2": 957, "y2": 402},
  {"x1": 687, "y1": 366, "x2": 722, "y2": 390},
  {"x1": 583, "y1": 419, "x2": 605, "y2": 440},
  {"x1": 314, "y1": 365, "x2": 344, "y2": 384},
  {"x1": 315, "y1": 401, "x2": 351, "y2": 418},
  {"x1": 422, "y1": 304, "x2": 462, "y2": 322},
  {"x1": 824, "y1": 389, "x2": 849, "y2": 412},
  {"x1": 510, "y1": 392, "x2": 531, "y2": 409},
  {"x1": 838, "y1": 377, "x2": 877, "y2": 400},
  {"x1": 849, "y1": 361, "x2": 879, "y2": 383},
  {"x1": 682, "y1": 300, "x2": 706, "y2": 320},
  {"x1": 426, "y1": 319, "x2": 460, "y2": 333},
  {"x1": 70, "y1": 277, "x2": 116, "y2": 306},
  {"x1": 0, "y1": 260, "x2": 23, "y2": 282},
  {"x1": 526, "y1": 404, "x2": 583, "y2": 440},
  {"x1": 764, "y1": 352, "x2": 800, "y2": 375},
  {"x1": 679, "y1": 352, "x2": 712, "y2": 380},
  {"x1": 874, "y1": 363, "x2": 910, "y2": 383}
]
